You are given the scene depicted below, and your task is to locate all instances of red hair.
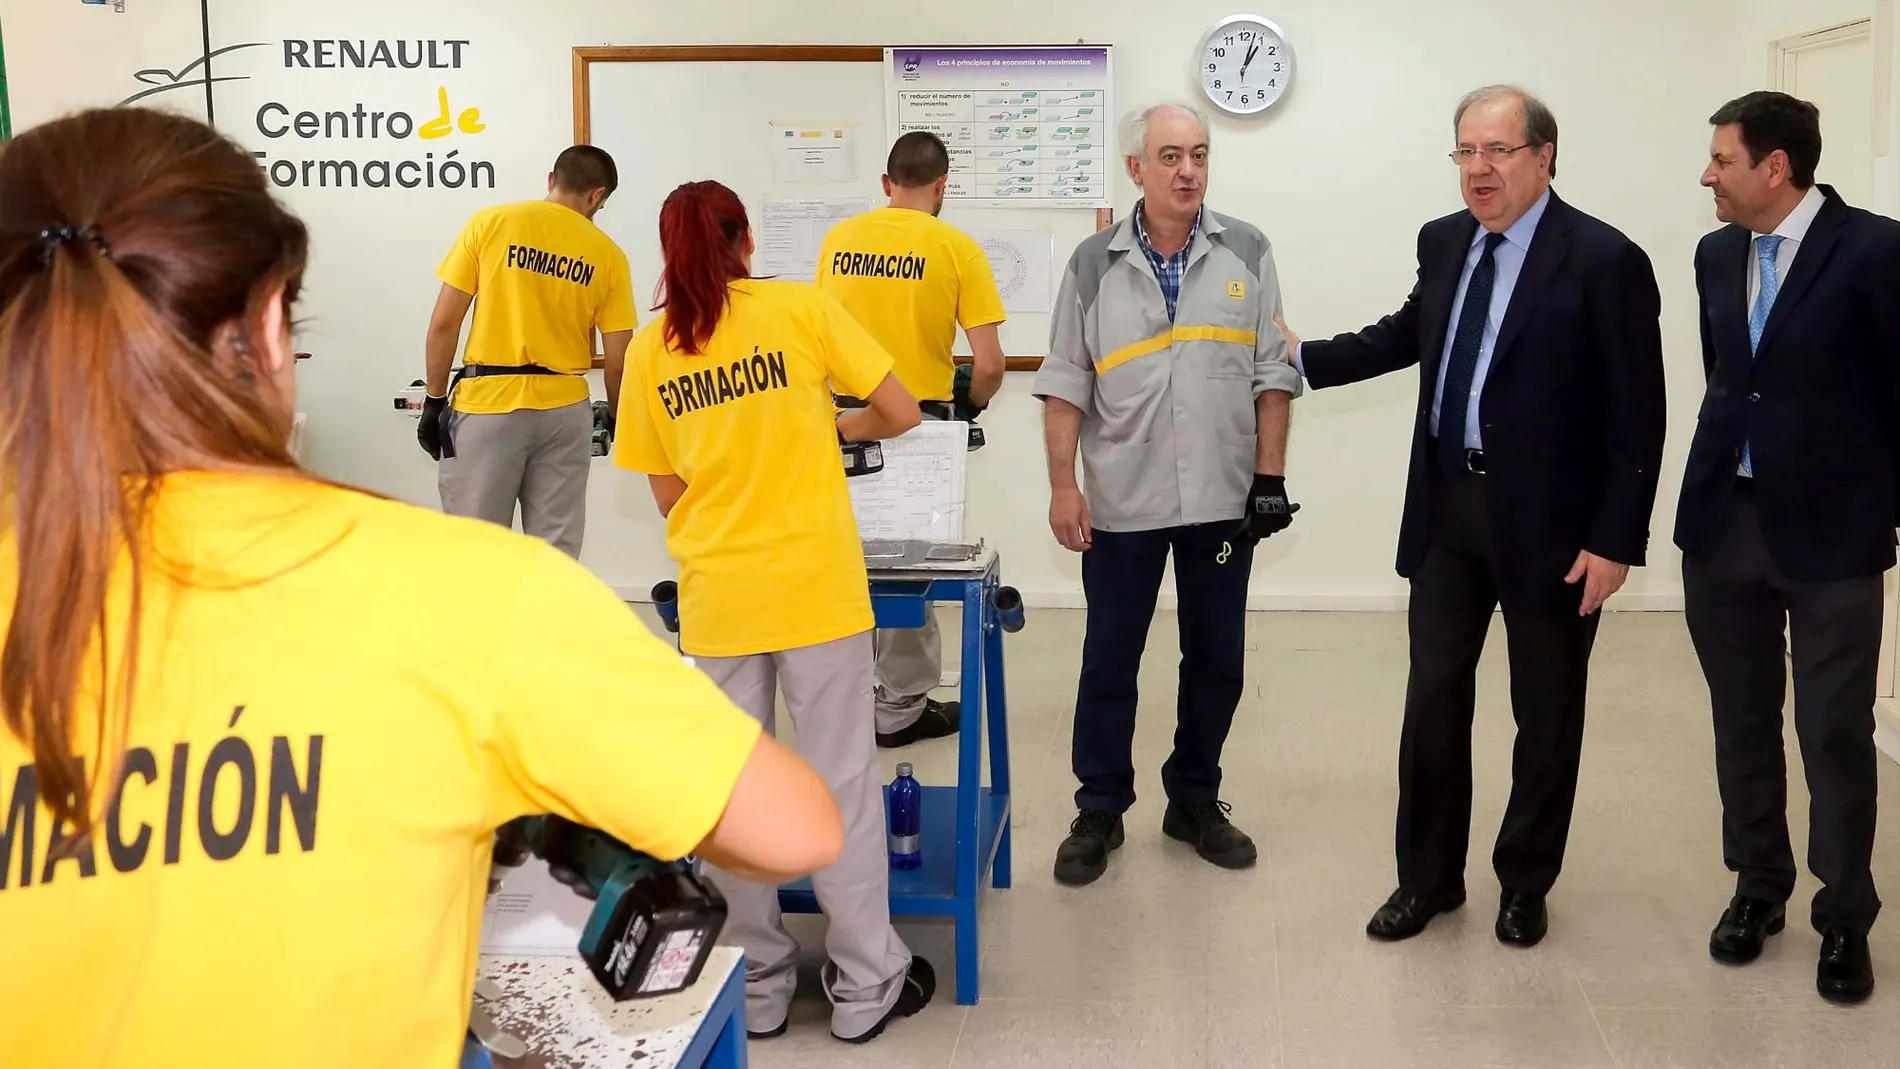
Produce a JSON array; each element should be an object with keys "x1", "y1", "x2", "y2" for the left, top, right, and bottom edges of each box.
[{"x1": 654, "y1": 181, "x2": 751, "y2": 355}]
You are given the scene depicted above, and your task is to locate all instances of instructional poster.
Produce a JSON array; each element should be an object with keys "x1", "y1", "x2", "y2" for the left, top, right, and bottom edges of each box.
[{"x1": 885, "y1": 46, "x2": 1113, "y2": 208}]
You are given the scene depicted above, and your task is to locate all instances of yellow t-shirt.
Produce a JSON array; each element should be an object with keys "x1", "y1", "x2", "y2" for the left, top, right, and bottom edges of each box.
[
  {"x1": 437, "y1": 200, "x2": 638, "y2": 414},
  {"x1": 0, "y1": 471, "x2": 761, "y2": 1069},
  {"x1": 614, "y1": 279, "x2": 894, "y2": 658},
  {"x1": 813, "y1": 206, "x2": 1006, "y2": 403}
]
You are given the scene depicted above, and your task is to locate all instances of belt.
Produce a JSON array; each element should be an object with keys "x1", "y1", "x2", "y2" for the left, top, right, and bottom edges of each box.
[
  {"x1": 1431, "y1": 440, "x2": 1488, "y2": 475},
  {"x1": 439, "y1": 363, "x2": 577, "y2": 459},
  {"x1": 833, "y1": 394, "x2": 953, "y2": 420},
  {"x1": 457, "y1": 363, "x2": 573, "y2": 379}
]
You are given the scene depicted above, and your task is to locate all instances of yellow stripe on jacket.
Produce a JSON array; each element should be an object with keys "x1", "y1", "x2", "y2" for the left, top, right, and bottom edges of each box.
[{"x1": 1093, "y1": 325, "x2": 1258, "y2": 375}]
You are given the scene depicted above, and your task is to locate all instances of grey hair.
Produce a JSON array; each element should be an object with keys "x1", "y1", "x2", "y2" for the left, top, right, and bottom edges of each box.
[
  {"x1": 1117, "y1": 101, "x2": 1213, "y2": 160},
  {"x1": 1455, "y1": 84, "x2": 1559, "y2": 178}
]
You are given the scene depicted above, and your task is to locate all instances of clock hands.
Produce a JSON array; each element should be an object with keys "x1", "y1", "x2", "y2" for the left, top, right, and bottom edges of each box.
[{"x1": 1240, "y1": 40, "x2": 1260, "y2": 79}]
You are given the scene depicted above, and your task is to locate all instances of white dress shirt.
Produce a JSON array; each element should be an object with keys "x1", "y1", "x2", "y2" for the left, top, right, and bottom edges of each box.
[{"x1": 1749, "y1": 184, "x2": 1826, "y2": 309}]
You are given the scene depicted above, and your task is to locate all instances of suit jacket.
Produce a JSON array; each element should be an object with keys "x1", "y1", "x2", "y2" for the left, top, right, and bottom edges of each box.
[
  {"x1": 1674, "y1": 185, "x2": 1900, "y2": 581},
  {"x1": 1301, "y1": 189, "x2": 1668, "y2": 613}
]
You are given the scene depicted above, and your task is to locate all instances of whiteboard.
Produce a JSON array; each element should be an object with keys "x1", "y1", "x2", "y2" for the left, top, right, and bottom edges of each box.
[{"x1": 586, "y1": 59, "x2": 1107, "y2": 362}]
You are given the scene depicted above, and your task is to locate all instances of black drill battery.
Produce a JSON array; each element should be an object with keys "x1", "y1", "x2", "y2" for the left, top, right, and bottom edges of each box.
[{"x1": 586, "y1": 862, "x2": 729, "y2": 1000}]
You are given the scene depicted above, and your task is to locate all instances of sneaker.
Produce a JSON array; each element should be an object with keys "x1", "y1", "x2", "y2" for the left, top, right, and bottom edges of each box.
[
  {"x1": 833, "y1": 957, "x2": 936, "y2": 1043},
  {"x1": 876, "y1": 698, "x2": 960, "y2": 748},
  {"x1": 1161, "y1": 800, "x2": 1258, "y2": 870},
  {"x1": 1053, "y1": 810, "x2": 1124, "y2": 886}
]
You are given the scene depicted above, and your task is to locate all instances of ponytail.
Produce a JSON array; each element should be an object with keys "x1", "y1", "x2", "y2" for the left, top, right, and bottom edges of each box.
[
  {"x1": 0, "y1": 108, "x2": 310, "y2": 842},
  {"x1": 654, "y1": 181, "x2": 751, "y2": 355}
]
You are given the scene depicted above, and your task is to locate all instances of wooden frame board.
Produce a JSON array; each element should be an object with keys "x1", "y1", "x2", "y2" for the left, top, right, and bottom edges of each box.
[{"x1": 573, "y1": 44, "x2": 1116, "y2": 372}]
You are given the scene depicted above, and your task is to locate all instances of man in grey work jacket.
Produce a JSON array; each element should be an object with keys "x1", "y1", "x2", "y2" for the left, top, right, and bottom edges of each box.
[{"x1": 1032, "y1": 101, "x2": 1302, "y2": 887}]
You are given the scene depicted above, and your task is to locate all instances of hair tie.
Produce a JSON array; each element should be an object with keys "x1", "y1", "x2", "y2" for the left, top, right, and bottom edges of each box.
[{"x1": 39, "y1": 225, "x2": 110, "y2": 267}]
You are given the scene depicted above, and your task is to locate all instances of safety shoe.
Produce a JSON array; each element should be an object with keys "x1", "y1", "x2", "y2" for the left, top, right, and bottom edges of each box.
[
  {"x1": 834, "y1": 957, "x2": 936, "y2": 1043},
  {"x1": 1053, "y1": 810, "x2": 1124, "y2": 886},
  {"x1": 876, "y1": 698, "x2": 960, "y2": 748},
  {"x1": 1161, "y1": 800, "x2": 1257, "y2": 870}
]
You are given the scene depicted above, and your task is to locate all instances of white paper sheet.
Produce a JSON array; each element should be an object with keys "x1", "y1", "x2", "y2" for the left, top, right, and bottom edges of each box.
[
  {"x1": 757, "y1": 197, "x2": 873, "y2": 282},
  {"x1": 769, "y1": 122, "x2": 857, "y2": 184},
  {"x1": 480, "y1": 858, "x2": 593, "y2": 956},
  {"x1": 847, "y1": 420, "x2": 969, "y2": 542},
  {"x1": 965, "y1": 228, "x2": 1054, "y2": 314}
]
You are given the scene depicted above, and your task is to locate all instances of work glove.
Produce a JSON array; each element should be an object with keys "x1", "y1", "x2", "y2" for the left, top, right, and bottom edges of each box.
[
  {"x1": 417, "y1": 394, "x2": 447, "y2": 460},
  {"x1": 953, "y1": 364, "x2": 985, "y2": 424},
  {"x1": 1238, "y1": 474, "x2": 1299, "y2": 544}
]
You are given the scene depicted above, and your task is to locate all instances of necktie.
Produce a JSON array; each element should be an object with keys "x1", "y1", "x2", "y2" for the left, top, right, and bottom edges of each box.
[
  {"x1": 1740, "y1": 234, "x2": 1784, "y2": 477},
  {"x1": 1438, "y1": 231, "x2": 1507, "y2": 476}
]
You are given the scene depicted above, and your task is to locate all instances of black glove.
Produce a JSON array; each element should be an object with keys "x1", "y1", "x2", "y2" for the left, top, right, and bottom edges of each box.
[
  {"x1": 953, "y1": 363, "x2": 984, "y2": 423},
  {"x1": 417, "y1": 394, "x2": 447, "y2": 460},
  {"x1": 1239, "y1": 474, "x2": 1299, "y2": 544}
]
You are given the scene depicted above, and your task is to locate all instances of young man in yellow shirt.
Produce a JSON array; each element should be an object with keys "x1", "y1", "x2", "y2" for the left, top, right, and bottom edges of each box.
[
  {"x1": 419, "y1": 145, "x2": 638, "y2": 558},
  {"x1": 815, "y1": 131, "x2": 1008, "y2": 747}
]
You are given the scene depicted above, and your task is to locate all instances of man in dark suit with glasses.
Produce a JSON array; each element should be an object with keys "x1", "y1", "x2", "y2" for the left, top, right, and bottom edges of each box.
[{"x1": 1277, "y1": 84, "x2": 1667, "y2": 948}]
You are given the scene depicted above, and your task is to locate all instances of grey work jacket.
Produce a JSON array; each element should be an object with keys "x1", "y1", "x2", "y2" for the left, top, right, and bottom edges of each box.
[{"x1": 1033, "y1": 209, "x2": 1301, "y2": 533}]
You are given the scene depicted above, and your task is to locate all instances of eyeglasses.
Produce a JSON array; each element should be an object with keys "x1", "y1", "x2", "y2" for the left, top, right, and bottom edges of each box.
[{"x1": 1448, "y1": 144, "x2": 1534, "y2": 166}]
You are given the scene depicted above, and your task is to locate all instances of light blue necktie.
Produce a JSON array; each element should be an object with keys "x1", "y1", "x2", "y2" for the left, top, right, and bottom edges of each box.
[{"x1": 1740, "y1": 234, "x2": 1784, "y2": 477}]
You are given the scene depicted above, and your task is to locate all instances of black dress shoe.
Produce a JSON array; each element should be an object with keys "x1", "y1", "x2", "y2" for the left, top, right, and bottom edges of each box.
[
  {"x1": 1709, "y1": 895, "x2": 1786, "y2": 964},
  {"x1": 1366, "y1": 886, "x2": 1466, "y2": 941},
  {"x1": 1816, "y1": 927, "x2": 1875, "y2": 1004},
  {"x1": 1495, "y1": 889, "x2": 1548, "y2": 948}
]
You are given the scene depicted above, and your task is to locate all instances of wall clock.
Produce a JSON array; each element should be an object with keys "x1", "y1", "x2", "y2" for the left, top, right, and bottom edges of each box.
[{"x1": 1197, "y1": 14, "x2": 1295, "y2": 116}]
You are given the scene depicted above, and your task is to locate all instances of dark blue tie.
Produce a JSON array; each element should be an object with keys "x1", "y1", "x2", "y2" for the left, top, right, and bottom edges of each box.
[{"x1": 1438, "y1": 231, "x2": 1507, "y2": 475}]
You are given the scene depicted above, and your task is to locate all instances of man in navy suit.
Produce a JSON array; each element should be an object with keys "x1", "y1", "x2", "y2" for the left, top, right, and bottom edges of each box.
[
  {"x1": 1678, "y1": 91, "x2": 1898, "y2": 1004},
  {"x1": 1277, "y1": 85, "x2": 1667, "y2": 948}
]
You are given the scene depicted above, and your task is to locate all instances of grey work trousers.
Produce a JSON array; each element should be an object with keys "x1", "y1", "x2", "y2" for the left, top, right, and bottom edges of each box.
[
  {"x1": 874, "y1": 409, "x2": 945, "y2": 734},
  {"x1": 695, "y1": 631, "x2": 912, "y2": 1039},
  {"x1": 436, "y1": 402, "x2": 593, "y2": 559}
]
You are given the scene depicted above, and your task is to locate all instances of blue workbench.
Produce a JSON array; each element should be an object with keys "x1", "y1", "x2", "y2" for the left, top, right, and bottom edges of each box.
[{"x1": 776, "y1": 547, "x2": 1014, "y2": 1005}]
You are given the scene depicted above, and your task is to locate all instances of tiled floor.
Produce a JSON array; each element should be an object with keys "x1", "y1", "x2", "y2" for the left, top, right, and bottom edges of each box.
[{"x1": 739, "y1": 609, "x2": 1900, "y2": 1069}]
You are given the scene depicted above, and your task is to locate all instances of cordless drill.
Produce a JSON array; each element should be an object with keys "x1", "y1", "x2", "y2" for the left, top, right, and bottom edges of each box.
[{"x1": 492, "y1": 815, "x2": 728, "y2": 1000}]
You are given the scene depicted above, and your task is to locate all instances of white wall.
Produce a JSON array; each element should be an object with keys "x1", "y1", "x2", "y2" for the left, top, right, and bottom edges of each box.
[{"x1": 0, "y1": 0, "x2": 1815, "y2": 608}]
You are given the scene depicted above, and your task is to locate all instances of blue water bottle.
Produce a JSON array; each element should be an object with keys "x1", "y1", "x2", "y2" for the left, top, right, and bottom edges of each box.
[{"x1": 888, "y1": 763, "x2": 922, "y2": 871}]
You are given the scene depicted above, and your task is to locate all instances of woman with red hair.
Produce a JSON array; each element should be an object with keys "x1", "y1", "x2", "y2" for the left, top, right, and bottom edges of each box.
[{"x1": 614, "y1": 179, "x2": 937, "y2": 1044}]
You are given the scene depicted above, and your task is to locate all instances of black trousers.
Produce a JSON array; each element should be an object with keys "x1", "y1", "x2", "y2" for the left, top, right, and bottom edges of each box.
[
  {"x1": 1682, "y1": 485, "x2": 1884, "y2": 934},
  {"x1": 1398, "y1": 469, "x2": 1601, "y2": 898},
  {"x1": 1072, "y1": 522, "x2": 1253, "y2": 814}
]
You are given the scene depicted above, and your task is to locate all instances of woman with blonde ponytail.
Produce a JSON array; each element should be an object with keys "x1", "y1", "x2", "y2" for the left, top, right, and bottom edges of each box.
[{"x1": 0, "y1": 109, "x2": 844, "y2": 1069}]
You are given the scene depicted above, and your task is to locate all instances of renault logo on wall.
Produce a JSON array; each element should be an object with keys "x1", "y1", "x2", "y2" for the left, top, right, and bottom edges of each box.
[
  {"x1": 120, "y1": 37, "x2": 498, "y2": 194},
  {"x1": 118, "y1": 43, "x2": 271, "y2": 107}
]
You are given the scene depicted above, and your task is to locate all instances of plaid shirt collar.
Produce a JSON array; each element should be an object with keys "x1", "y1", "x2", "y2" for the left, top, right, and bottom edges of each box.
[{"x1": 1132, "y1": 199, "x2": 1201, "y2": 321}]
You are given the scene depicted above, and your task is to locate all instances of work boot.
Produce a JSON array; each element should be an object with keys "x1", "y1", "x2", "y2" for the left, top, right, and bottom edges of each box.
[
  {"x1": 1161, "y1": 800, "x2": 1257, "y2": 870},
  {"x1": 1053, "y1": 810, "x2": 1124, "y2": 886}
]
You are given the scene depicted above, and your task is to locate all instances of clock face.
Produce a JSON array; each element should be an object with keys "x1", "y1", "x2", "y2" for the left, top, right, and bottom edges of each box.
[{"x1": 1198, "y1": 16, "x2": 1293, "y2": 116}]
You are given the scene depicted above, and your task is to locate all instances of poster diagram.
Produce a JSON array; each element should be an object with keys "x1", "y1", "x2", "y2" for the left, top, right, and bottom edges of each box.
[
  {"x1": 966, "y1": 228, "x2": 1054, "y2": 314},
  {"x1": 886, "y1": 46, "x2": 1113, "y2": 208}
]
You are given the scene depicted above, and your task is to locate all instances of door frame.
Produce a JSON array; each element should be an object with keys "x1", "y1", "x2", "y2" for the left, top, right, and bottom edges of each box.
[{"x1": 1771, "y1": 18, "x2": 1876, "y2": 87}]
